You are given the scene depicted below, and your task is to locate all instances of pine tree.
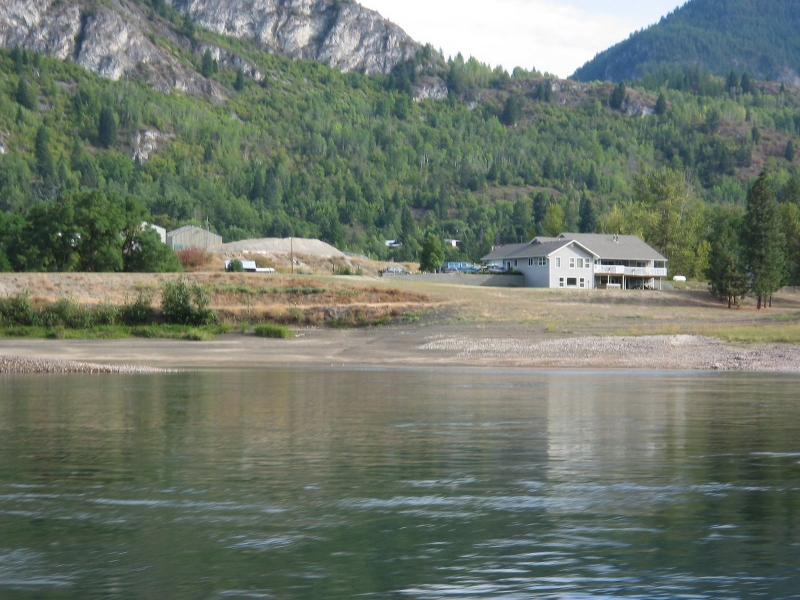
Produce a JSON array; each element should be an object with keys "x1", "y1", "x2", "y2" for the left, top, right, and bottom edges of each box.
[
  {"x1": 35, "y1": 125, "x2": 56, "y2": 192},
  {"x1": 233, "y1": 68, "x2": 245, "y2": 91},
  {"x1": 201, "y1": 48, "x2": 216, "y2": 78},
  {"x1": 15, "y1": 78, "x2": 37, "y2": 110},
  {"x1": 707, "y1": 212, "x2": 748, "y2": 308},
  {"x1": 743, "y1": 172, "x2": 787, "y2": 309},
  {"x1": 578, "y1": 196, "x2": 598, "y2": 233},
  {"x1": 181, "y1": 13, "x2": 195, "y2": 42},
  {"x1": 785, "y1": 139, "x2": 796, "y2": 162},
  {"x1": 501, "y1": 94, "x2": 522, "y2": 126},
  {"x1": 655, "y1": 93, "x2": 667, "y2": 116},
  {"x1": 97, "y1": 105, "x2": 118, "y2": 148},
  {"x1": 609, "y1": 81, "x2": 627, "y2": 110}
]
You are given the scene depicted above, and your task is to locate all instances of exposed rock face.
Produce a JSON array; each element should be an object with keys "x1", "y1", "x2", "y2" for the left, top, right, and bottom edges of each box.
[
  {"x1": 0, "y1": 0, "x2": 221, "y2": 96},
  {"x1": 0, "y1": 0, "x2": 419, "y2": 95},
  {"x1": 171, "y1": 0, "x2": 419, "y2": 74}
]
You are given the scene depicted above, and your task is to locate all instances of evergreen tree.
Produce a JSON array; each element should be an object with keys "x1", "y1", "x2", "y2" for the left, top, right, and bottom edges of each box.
[
  {"x1": 785, "y1": 139, "x2": 796, "y2": 162},
  {"x1": 501, "y1": 94, "x2": 523, "y2": 126},
  {"x1": 609, "y1": 81, "x2": 627, "y2": 110},
  {"x1": 419, "y1": 233, "x2": 444, "y2": 272},
  {"x1": 15, "y1": 78, "x2": 37, "y2": 110},
  {"x1": 743, "y1": 172, "x2": 787, "y2": 309},
  {"x1": 578, "y1": 196, "x2": 598, "y2": 233},
  {"x1": 655, "y1": 93, "x2": 667, "y2": 116},
  {"x1": 706, "y1": 211, "x2": 748, "y2": 308},
  {"x1": 201, "y1": 48, "x2": 216, "y2": 78},
  {"x1": 181, "y1": 13, "x2": 196, "y2": 42},
  {"x1": 97, "y1": 105, "x2": 118, "y2": 148},
  {"x1": 233, "y1": 68, "x2": 245, "y2": 91},
  {"x1": 34, "y1": 125, "x2": 56, "y2": 190},
  {"x1": 751, "y1": 126, "x2": 761, "y2": 144}
]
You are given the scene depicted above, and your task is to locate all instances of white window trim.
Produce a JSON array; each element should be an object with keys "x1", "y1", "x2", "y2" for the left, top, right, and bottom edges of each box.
[
  {"x1": 555, "y1": 257, "x2": 561, "y2": 268},
  {"x1": 569, "y1": 258, "x2": 575, "y2": 269}
]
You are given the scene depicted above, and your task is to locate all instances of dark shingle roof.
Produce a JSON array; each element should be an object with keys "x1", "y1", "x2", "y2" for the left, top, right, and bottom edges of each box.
[
  {"x1": 558, "y1": 233, "x2": 667, "y2": 261},
  {"x1": 481, "y1": 233, "x2": 667, "y2": 263}
]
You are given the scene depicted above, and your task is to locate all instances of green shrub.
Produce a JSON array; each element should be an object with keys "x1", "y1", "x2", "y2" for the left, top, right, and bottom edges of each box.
[
  {"x1": 253, "y1": 324, "x2": 295, "y2": 339},
  {"x1": 41, "y1": 297, "x2": 92, "y2": 329},
  {"x1": 160, "y1": 278, "x2": 218, "y2": 326},
  {"x1": 0, "y1": 292, "x2": 38, "y2": 327},
  {"x1": 226, "y1": 259, "x2": 244, "y2": 272},
  {"x1": 120, "y1": 290, "x2": 154, "y2": 325}
]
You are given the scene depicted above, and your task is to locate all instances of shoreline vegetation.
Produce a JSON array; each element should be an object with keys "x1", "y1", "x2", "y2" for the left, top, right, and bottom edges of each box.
[{"x1": 1, "y1": 272, "x2": 800, "y2": 374}]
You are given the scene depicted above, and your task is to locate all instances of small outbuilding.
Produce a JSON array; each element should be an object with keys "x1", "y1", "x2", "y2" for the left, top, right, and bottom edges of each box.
[{"x1": 166, "y1": 226, "x2": 222, "y2": 250}]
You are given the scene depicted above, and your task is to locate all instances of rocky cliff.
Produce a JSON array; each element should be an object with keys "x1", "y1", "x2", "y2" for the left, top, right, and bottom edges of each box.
[
  {"x1": 0, "y1": 0, "x2": 219, "y2": 95},
  {"x1": 170, "y1": 0, "x2": 419, "y2": 75},
  {"x1": 0, "y1": 0, "x2": 419, "y2": 94}
]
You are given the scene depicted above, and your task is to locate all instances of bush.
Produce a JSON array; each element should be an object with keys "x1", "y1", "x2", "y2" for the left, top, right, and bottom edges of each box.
[
  {"x1": 40, "y1": 297, "x2": 93, "y2": 329},
  {"x1": 160, "y1": 278, "x2": 217, "y2": 326},
  {"x1": 176, "y1": 248, "x2": 210, "y2": 270},
  {"x1": 253, "y1": 324, "x2": 295, "y2": 339},
  {"x1": 0, "y1": 292, "x2": 38, "y2": 326},
  {"x1": 226, "y1": 259, "x2": 244, "y2": 272},
  {"x1": 120, "y1": 290, "x2": 154, "y2": 325}
]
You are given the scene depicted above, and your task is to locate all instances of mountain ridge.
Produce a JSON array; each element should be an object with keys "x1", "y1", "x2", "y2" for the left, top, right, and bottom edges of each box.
[{"x1": 573, "y1": 0, "x2": 800, "y2": 84}]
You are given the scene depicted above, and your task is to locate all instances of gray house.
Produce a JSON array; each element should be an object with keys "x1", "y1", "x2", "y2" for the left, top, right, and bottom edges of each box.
[
  {"x1": 482, "y1": 233, "x2": 668, "y2": 290},
  {"x1": 166, "y1": 226, "x2": 223, "y2": 250}
]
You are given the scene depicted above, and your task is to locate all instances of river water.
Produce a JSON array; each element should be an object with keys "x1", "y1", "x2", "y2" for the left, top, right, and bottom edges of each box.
[{"x1": 1, "y1": 369, "x2": 799, "y2": 599}]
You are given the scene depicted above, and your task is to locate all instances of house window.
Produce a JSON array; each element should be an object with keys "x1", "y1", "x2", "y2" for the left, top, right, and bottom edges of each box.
[
  {"x1": 559, "y1": 277, "x2": 565, "y2": 287},
  {"x1": 567, "y1": 278, "x2": 577, "y2": 287},
  {"x1": 577, "y1": 258, "x2": 584, "y2": 269},
  {"x1": 555, "y1": 257, "x2": 561, "y2": 268},
  {"x1": 538, "y1": 257, "x2": 547, "y2": 266},
  {"x1": 514, "y1": 259, "x2": 518, "y2": 267},
  {"x1": 528, "y1": 258, "x2": 533, "y2": 266},
  {"x1": 569, "y1": 258, "x2": 575, "y2": 268},
  {"x1": 587, "y1": 260, "x2": 592, "y2": 269},
  {"x1": 579, "y1": 278, "x2": 585, "y2": 288}
]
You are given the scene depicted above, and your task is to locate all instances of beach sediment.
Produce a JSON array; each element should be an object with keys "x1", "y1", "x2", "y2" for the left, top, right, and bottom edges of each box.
[{"x1": 0, "y1": 355, "x2": 177, "y2": 375}]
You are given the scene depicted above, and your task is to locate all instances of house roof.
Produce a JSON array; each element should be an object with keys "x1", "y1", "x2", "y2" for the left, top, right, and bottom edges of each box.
[
  {"x1": 482, "y1": 242, "x2": 530, "y2": 261},
  {"x1": 481, "y1": 233, "x2": 667, "y2": 263},
  {"x1": 558, "y1": 233, "x2": 667, "y2": 261},
  {"x1": 167, "y1": 225, "x2": 221, "y2": 237}
]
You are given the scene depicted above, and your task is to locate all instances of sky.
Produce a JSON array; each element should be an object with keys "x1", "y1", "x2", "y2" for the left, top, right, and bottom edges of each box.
[{"x1": 358, "y1": 0, "x2": 688, "y2": 78}]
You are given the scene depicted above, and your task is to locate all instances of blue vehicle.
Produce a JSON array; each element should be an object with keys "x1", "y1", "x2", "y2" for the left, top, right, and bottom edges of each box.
[{"x1": 442, "y1": 261, "x2": 481, "y2": 273}]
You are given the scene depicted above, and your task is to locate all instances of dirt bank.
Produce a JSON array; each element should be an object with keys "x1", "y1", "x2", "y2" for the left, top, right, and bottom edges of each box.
[{"x1": 2, "y1": 324, "x2": 798, "y2": 373}]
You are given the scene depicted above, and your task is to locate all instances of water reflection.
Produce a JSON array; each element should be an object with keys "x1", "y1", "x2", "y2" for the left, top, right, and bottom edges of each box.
[{"x1": 1, "y1": 369, "x2": 799, "y2": 598}]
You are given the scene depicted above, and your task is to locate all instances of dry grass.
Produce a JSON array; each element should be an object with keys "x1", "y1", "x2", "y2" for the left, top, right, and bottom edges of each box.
[{"x1": 3, "y1": 272, "x2": 800, "y2": 342}]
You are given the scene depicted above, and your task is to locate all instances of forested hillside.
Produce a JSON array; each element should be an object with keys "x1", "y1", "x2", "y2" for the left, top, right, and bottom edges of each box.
[
  {"x1": 0, "y1": 13, "x2": 799, "y2": 284},
  {"x1": 573, "y1": 0, "x2": 800, "y2": 84}
]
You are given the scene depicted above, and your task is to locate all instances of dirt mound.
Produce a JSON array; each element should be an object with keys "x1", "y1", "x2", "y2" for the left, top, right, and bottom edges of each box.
[{"x1": 215, "y1": 238, "x2": 344, "y2": 257}]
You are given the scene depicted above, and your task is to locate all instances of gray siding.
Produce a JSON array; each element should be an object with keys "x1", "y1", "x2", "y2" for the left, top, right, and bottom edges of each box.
[{"x1": 549, "y1": 245, "x2": 594, "y2": 289}]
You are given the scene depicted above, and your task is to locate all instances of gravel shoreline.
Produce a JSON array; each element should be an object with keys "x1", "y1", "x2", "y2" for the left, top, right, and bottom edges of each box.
[
  {"x1": 1, "y1": 355, "x2": 177, "y2": 375},
  {"x1": 421, "y1": 334, "x2": 800, "y2": 372}
]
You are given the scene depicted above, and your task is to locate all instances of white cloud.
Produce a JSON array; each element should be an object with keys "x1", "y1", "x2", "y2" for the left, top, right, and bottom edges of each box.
[{"x1": 359, "y1": 0, "x2": 673, "y2": 78}]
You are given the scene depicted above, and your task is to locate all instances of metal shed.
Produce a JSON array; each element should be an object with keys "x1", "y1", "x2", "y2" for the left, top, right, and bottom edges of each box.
[{"x1": 166, "y1": 226, "x2": 222, "y2": 250}]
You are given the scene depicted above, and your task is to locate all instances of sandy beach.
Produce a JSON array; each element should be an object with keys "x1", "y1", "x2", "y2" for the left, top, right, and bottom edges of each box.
[{"x1": 2, "y1": 323, "x2": 799, "y2": 373}]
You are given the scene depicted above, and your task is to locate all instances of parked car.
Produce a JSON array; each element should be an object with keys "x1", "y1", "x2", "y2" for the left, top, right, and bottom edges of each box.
[
  {"x1": 486, "y1": 265, "x2": 507, "y2": 274},
  {"x1": 443, "y1": 261, "x2": 481, "y2": 273},
  {"x1": 381, "y1": 266, "x2": 410, "y2": 275}
]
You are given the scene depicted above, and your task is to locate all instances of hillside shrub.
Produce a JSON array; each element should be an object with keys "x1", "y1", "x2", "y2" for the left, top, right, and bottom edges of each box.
[
  {"x1": 120, "y1": 290, "x2": 154, "y2": 325},
  {"x1": 176, "y1": 248, "x2": 210, "y2": 270},
  {"x1": 160, "y1": 278, "x2": 217, "y2": 326}
]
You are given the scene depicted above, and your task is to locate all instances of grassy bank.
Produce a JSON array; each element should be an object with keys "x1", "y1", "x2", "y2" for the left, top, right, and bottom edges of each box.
[{"x1": 0, "y1": 274, "x2": 434, "y2": 340}]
